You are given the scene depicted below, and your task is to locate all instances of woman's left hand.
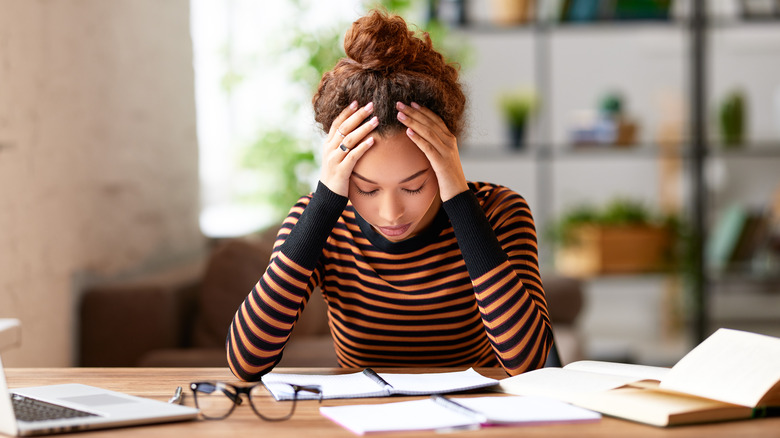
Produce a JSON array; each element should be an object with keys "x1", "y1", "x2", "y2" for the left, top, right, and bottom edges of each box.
[{"x1": 396, "y1": 102, "x2": 469, "y2": 201}]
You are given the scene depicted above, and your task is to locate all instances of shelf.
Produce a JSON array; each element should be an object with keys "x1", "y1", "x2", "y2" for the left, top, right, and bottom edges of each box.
[
  {"x1": 452, "y1": 17, "x2": 780, "y2": 34},
  {"x1": 436, "y1": 0, "x2": 780, "y2": 344},
  {"x1": 461, "y1": 141, "x2": 780, "y2": 160},
  {"x1": 708, "y1": 141, "x2": 780, "y2": 158}
]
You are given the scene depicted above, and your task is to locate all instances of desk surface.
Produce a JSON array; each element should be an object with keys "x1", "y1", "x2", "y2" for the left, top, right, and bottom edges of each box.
[{"x1": 5, "y1": 367, "x2": 780, "y2": 438}]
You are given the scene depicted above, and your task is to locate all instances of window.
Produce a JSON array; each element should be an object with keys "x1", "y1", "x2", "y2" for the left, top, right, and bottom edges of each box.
[{"x1": 190, "y1": 0, "x2": 362, "y2": 237}]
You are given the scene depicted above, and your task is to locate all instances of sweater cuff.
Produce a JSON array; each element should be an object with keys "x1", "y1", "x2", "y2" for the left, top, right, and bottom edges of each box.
[
  {"x1": 442, "y1": 190, "x2": 507, "y2": 279},
  {"x1": 280, "y1": 182, "x2": 348, "y2": 270}
]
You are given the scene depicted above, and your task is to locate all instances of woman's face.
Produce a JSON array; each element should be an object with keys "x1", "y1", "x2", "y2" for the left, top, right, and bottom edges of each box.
[{"x1": 348, "y1": 131, "x2": 441, "y2": 242}]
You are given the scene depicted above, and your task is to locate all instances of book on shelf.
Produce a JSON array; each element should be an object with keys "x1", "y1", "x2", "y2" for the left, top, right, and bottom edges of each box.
[
  {"x1": 261, "y1": 367, "x2": 498, "y2": 401},
  {"x1": 499, "y1": 328, "x2": 780, "y2": 427},
  {"x1": 320, "y1": 395, "x2": 601, "y2": 435},
  {"x1": 708, "y1": 204, "x2": 770, "y2": 272}
]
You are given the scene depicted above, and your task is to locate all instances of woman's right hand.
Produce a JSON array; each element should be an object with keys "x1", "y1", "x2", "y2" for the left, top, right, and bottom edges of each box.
[{"x1": 320, "y1": 101, "x2": 378, "y2": 197}]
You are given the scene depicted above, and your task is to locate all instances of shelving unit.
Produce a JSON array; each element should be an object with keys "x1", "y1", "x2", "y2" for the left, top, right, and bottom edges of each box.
[{"x1": 429, "y1": 0, "x2": 780, "y2": 358}]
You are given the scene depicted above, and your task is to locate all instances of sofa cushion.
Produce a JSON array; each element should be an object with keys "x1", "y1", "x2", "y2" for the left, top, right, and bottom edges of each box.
[
  {"x1": 192, "y1": 236, "x2": 274, "y2": 348},
  {"x1": 543, "y1": 275, "x2": 583, "y2": 325}
]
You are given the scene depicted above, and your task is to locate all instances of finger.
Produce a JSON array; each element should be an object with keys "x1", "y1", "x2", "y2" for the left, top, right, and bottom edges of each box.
[
  {"x1": 333, "y1": 102, "x2": 375, "y2": 143},
  {"x1": 337, "y1": 116, "x2": 379, "y2": 152},
  {"x1": 396, "y1": 109, "x2": 444, "y2": 154},
  {"x1": 341, "y1": 136, "x2": 375, "y2": 162},
  {"x1": 395, "y1": 102, "x2": 451, "y2": 145},
  {"x1": 328, "y1": 101, "x2": 359, "y2": 141}
]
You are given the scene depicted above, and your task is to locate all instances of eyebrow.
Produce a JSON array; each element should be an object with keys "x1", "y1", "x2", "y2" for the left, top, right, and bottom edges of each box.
[{"x1": 352, "y1": 168, "x2": 429, "y2": 185}]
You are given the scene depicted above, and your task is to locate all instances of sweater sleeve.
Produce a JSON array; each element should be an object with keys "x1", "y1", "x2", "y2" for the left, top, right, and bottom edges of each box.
[
  {"x1": 442, "y1": 186, "x2": 552, "y2": 376},
  {"x1": 226, "y1": 182, "x2": 347, "y2": 381}
]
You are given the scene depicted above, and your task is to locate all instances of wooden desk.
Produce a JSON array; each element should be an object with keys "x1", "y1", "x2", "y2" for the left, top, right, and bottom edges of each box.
[{"x1": 5, "y1": 367, "x2": 780, "y2": 437}]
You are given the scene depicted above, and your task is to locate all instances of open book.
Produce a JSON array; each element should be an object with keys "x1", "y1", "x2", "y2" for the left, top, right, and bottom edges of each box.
[
  {"x1": 499, "y1": 328, "x2": 780, "y2": 427},
  {"x1": 320, "y1": 395, "x2": 601, "y2": 434},
  {"x1": 262, "y1": 368, "x2": 498, "y2": 400}
]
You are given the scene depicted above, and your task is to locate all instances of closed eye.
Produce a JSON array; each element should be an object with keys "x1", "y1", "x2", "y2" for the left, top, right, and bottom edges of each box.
[
  {"x1": 356, "y1": 187, "x2": 378, "y2": 197},
  {"x1": 402, "y1": 186, "x2": 424, "y2": 195}
]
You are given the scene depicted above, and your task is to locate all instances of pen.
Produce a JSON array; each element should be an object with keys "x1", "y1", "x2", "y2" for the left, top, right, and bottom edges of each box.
[
  {"x1": 362, "y1": 368, "x2": 393, "y2": 390},
  {"x1": 168, "y1": 386, "x2": 183, "y2": 404},
  {"x1": 431, "y1": 394, "x2": 488, "y2": 424}
]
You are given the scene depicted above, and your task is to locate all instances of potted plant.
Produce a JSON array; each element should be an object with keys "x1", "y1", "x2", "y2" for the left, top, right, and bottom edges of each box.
[
  {"x1": 497, "y1": 87, "x2": 538, "y2": 150},
  {"x1": 547, "y1": 198, "x2": 680, "y2": 277},
  {"x1": 719, "y1": 89, "x2": 745, "y2": 148}
]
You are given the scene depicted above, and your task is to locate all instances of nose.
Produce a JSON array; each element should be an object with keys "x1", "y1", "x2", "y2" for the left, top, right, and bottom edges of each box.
[{"x1": 378, "y1": 193, "x2": 404, "y2": 224}]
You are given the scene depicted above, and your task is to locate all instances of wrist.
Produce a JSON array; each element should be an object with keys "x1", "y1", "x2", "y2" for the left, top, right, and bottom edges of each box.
[{"x1": 439, "y1": 180, "x2": 469, "y2": 202}]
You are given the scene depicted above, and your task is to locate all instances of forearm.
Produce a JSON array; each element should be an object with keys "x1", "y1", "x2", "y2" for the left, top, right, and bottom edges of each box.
[
  {"x1": 227, "y1": 183, "x2": 347, "y2": 381},
  {"x1": 443, "y1": 189, "x2": 552, "y2": 375}
]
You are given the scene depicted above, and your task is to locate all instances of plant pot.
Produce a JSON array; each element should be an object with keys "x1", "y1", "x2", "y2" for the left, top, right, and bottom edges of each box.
[
  {"x1": 490, "y1": 0, "x2": 534, "y2": 26},
  {"x1": 555, "y1": 224, "x2": 673, "y2": 277},
  {"x1": 508, "y1": 123, "x2": 526, "y2": 150}
]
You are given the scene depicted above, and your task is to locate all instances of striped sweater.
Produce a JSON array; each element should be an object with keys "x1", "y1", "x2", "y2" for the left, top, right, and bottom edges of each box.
[{"x1": 227, "y1": 181, "x2": 552, "y2": 380}]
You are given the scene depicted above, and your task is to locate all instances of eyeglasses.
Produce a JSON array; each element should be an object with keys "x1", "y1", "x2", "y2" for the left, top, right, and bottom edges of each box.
[{"x1": 189, "y1": 381, "x2": 322, "y2": 421}]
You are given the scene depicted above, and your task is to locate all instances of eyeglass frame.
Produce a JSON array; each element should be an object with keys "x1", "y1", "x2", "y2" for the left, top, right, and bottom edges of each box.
[{"x1": 188, "y1": 380, "x2": 322, "y2": 421}]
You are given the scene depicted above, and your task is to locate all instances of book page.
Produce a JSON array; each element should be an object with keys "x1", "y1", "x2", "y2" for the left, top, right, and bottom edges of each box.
[
  {"x1": 263, "y1": 368, "x2": 497, "y2": 400},
  {"x1": 320, "y1": 396, "x2": 600, "y2": 434},
  {"x1": 456, "y1": 396, "x2": 601, "y2": 425},
  {"x1": 380, "y1": 368, "x2": 498, "y2": 395},
  {"x1": 263, "y1": 371, "x2": 386, "y2": 400},
  {"x1": 320, "y1": 399, "x2": 474, "y2": 434},
  {"x1": 564, "y1": 360, "x2": 669, "y2": 381},
  {"x1": 659, "y1": 328, "x2": 780, "y2": 407},
  {"x1": 499, "y1": 367, "x2": 643, "y2": 403}
]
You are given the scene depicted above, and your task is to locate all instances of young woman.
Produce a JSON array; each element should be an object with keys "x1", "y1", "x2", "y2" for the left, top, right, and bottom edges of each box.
[{"x1": 227, "y1": 10, "x2": 552, "y2": 380}]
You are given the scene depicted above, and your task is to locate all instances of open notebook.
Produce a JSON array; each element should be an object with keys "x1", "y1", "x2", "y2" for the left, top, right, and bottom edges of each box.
[{"x1": 262, "y1": 367, "x2": 499, "y2": 400}]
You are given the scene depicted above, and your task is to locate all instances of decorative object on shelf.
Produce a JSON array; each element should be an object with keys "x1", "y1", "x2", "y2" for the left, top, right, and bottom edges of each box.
[
  {"x1": 497, "y1": 86, "x2": 538, "y2": 150},
  {"x1": 432, "y1": 0, "x2": 468, "y2": 26},
  {"x1": 559, "y1": 0, "x2": 603, "y2": 22},
  {"x1": 739, "y1": 0, "x2": 780, "y2": 19},
  {"x1": 547, "y1": 198, "x2": 678, "y2": 277},
  {"x1": 612, "y1": 0, "x2": 672, "y2": 21},
  {"x1": 718, "y1": 89, "x2": 746, "y2": 148},
  {"x1": 569, "y1": 91, "x2": 638, "y2": 148},
  {"x1": 559, "y1": 0, "x2": 671, "y2": 22},
  {"x1": 489, "y1": 0, "x2": 536, "y2": 26}
]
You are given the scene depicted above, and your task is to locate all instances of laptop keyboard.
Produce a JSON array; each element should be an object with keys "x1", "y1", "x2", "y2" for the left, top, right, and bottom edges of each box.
[{"x1": 11, "y1": 393, "x2": 98, "y2": 422}]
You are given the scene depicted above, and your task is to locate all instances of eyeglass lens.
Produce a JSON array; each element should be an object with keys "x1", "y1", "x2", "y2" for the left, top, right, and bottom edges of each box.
[{"x1": 191, "y1": 382, "x2": 296, "y2": 421}]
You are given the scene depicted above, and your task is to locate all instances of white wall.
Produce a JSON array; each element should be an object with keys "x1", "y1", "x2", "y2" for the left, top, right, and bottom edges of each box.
[{"x1": 0, "y1": 0, "x2": 205, "y2": 366}]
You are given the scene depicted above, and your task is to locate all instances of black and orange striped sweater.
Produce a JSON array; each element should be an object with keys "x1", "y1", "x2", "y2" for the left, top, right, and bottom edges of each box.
[{"x1": 227, "y1": 181, "x2": 552, "y2": 380}]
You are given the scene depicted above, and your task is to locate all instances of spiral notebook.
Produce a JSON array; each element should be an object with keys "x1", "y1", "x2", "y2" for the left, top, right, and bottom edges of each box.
[{"x1": 262, "y1": 367, "x2": 499, "y2": 400}]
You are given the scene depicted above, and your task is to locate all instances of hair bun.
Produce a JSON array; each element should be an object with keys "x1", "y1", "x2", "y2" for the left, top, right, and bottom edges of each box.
[{"x1": 344, "y1": 10, "x2": 428, "y2": 72}]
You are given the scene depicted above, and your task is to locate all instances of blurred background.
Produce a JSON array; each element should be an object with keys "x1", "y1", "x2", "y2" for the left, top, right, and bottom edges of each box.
[{"x1": 1, "y1": 0, "x2": 779, "y2": 368}]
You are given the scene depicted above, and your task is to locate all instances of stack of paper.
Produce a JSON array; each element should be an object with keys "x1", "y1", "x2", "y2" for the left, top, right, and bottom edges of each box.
[{"x1": 320, "y1": 395, "x2": 601, "y2": 434}]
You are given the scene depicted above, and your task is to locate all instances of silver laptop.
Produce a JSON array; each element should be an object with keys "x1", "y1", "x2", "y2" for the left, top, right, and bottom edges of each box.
[{"x1": 0, "y1": 356, "x2": 198, "y2": 436}]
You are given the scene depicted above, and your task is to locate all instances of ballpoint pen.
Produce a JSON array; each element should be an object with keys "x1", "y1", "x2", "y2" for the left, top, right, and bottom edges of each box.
[
  {"x1": 168, "y1": 386, "x2": 183, "y2": 404},
  {"x1": 430, "y1": 394, "x2": 488, "y2": 425},
  {"x1": 362, "y1": 368, "x2": 393, "y2": 391}
]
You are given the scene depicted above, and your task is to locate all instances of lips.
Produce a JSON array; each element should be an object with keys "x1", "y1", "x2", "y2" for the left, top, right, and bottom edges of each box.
[{"x1": 377, "y1": 223, "x2": 412, "y2": 238}]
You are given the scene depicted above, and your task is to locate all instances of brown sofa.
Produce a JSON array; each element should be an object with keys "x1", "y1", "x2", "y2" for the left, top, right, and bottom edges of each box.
[{"x1": 79, "y1": 229, "x2": 583, "y2": 368}]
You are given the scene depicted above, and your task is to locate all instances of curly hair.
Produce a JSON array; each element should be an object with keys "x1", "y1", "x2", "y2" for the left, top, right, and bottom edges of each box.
[{"x1": 313, "y1": 10, "x2": 465, "y2": 137}]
